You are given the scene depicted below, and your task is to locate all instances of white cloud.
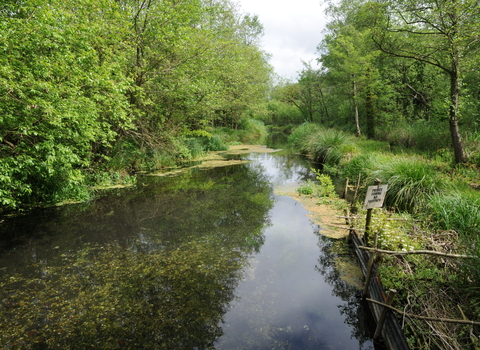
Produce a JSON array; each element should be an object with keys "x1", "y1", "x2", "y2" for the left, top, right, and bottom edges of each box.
[{"x1": 237, "y1": 0, "x2": 327, "y2": 80}]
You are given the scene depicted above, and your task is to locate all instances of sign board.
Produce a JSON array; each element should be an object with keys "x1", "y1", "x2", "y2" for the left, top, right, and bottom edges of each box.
[{"x1": 363, "y1": 185, "x2": 388, "y2": 210}]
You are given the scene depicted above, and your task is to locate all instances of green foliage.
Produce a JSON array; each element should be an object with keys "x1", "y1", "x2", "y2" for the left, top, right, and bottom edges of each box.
[
  {"x1": 260, "y1": 99, "x2": 303, "y2": 126},
  {"x1": 371, "y1": 157, "x2": 447, "y2": 212},
  {"x1": 297, "y1": 180, "x2": 316, "y2": 195},
  {"x1": 297, "y1": 170, "x2": 337, "y2": 198},
  {"x1": 0, "y1": 0, "x2": 273, "y2": 210},
  {"x1": 429, "y1": 191, "x2": 480, "y2": 238},
  {"x1": 287, "y1": 122, "x2": 322, "y2": 153},
  {"x1": 238, "y1": 118, "x2": 268, "y2": 143}
]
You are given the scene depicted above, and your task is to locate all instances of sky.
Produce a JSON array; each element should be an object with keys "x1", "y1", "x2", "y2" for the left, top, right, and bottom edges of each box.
[{"x1": 237, "y1": 0, "x2": 328, "y2": 81}]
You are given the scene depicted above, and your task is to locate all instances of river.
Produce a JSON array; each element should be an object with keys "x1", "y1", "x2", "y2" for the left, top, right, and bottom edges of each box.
[{"x1": 0, "y1": 146, "x2": 378, "y2": 349}]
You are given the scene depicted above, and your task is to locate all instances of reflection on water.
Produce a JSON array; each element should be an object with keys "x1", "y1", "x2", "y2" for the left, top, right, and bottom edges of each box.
[{"x1": 0, "y1": 151, "x2": 375, "y2": 349}]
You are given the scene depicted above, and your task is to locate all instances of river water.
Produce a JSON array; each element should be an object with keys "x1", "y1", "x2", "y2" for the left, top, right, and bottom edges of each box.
[{"x1": 0, "y1": 148, "x2": 377, "y2": 349}]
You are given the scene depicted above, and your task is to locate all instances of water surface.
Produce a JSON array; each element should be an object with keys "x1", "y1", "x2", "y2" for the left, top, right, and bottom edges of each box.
[{"x1": 0, "y1": 151, "x2": 375, "y2": 349}]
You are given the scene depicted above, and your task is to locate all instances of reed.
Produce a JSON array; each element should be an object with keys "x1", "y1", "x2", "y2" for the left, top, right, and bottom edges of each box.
[{"x1": 429, "y1": 191, "x2": 480, "y2": 238}]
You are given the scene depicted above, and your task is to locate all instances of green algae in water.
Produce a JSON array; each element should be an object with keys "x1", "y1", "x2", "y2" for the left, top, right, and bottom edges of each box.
[{"x1": 0, "y1": 238, "x2": 250, "y2": 349}]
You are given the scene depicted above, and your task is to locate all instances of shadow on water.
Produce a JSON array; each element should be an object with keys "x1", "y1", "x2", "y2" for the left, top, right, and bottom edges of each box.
[{"x1": 0, "y1": 151, "x2": 380, "y2": 349}]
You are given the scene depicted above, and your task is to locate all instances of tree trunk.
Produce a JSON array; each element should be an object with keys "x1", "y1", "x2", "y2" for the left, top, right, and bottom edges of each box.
[
  {"x1": 365, "y1": 83, "x2": 374, "y2": 139},
  {"x1": 352, "y1": 79, "x2": 361, "y2": 137},
  {"x1": 449, "y1": 69, "x2": 465, "y2": 164},
  {"x1": 318, "y1": 86, "x2": 330, "y2": 123}
]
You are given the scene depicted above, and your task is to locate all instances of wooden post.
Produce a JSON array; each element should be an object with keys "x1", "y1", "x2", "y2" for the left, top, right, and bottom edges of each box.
[
  {"x1": 364, "y1": 178, "x2": 381, "y2": 244},
  {"x1": 343, "y1": 208, "x2": 351, "y2": 226},
  {"x1": 362, "y1": 232, "x2": 378, "y2": 298},
  {"x1": 373, "y1": 289, "x2": 397, "y2": 341},
  {"x1": 364, "y1": 208, "x2": 373, "y2": 245},
  {"x1": 351, "y1": 173, "x2": 361, "y2": 214},
  {"x1": 343, "y1": 177, "x2": 349, "y2": 199}
]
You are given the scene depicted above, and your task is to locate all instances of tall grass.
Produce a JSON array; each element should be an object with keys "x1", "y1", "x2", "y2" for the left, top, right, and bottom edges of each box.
[
  {"x1": 376, "y1": 120, "x2": 450, "y2": 153},
  {"x1": 429, "y1": 191, "x2": 480, "y2": 238},
  {"x1": 308, "y1": 128, "x2": 356, "y2": 166},
  {"x1": 464, "y1": 130, "x2": 480, "y2": 167},
  {"x1": 287, "y1": 122, "x2": 322, "y2": 153},
  {"x1": 288, "y1": 124, "x2": 356, "y2": 166},
  {"x1": 371, "y1": 158, "x2": 447, "y2": 212},
  {"x1": 341, "y1": 154, "x2": 376, "y2": 182}
]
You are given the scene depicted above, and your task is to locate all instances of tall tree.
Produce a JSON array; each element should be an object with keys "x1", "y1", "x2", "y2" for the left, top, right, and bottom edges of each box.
[
  {"x1": 318, "y1": 0, "x2": 382, "y2": 137},
  {"x1": 370, "y1": 0, "x2": 480, "y2": 163}
]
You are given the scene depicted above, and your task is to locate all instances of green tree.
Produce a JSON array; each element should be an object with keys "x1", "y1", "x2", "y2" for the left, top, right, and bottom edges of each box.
[
  {"x1": 371, "y1": 0, "x2": 480, "y2": 163},
  {"x1": 318, "y1": 0, "x2": 383, "y2": 137},
  {"x1": 0, "y1": 0, "x2": 132, "y2": 208}
]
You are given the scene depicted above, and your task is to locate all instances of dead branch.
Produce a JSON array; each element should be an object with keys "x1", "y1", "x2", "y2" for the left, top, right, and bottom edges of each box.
[
  {"x1": 359, "y1": 246, "x2": 475, "y2": 259},
  {"x1": 366, "y1": 298, "x2": 480, "y2": 326}
]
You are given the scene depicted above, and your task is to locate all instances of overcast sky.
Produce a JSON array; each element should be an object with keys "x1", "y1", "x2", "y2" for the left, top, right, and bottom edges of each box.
[{"x1": 237, "y1": 0, "x2": 328, "y2": 81}]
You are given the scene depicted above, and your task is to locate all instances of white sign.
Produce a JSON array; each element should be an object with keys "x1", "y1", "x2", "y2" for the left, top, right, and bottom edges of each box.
[{"x1": 363, "y1": 185, "x2": 388, "y2": 210}]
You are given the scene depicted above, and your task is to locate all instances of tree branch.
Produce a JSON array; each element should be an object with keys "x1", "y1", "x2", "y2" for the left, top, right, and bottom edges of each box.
[
  {"x1": 366, "y1": 298, "x2": 480, "y2": 326},
  {"x1": 359, "y1": 246, "x2": 475, "y2": 259}
]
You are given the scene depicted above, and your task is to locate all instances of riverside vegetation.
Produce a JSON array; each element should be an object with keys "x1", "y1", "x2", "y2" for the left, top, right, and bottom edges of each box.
[
  {"x1": 288, "y1": 124, "x2": 480, "y2": 350},
  {"x1": 0, "y1": 0, "x2": 271, "y2": 211},
  {"x1": 2, "y1": 0, "x2": 480, "y2": 347}
]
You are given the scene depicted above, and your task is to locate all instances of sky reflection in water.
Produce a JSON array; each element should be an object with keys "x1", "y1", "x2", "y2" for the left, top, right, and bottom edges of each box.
[
  {"x1": 0, "y1": 151, "x2": 375, "y2": 349},
  {"x1": 216, "y1": 152, "x2": 374, "y2": 349}
]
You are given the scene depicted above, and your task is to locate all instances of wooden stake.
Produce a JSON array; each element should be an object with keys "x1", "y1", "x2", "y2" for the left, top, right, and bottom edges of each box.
[
  {"x1": 343, "y1": 208, "x2": 351, "y2": 226},
  {"x1": 364, "y1": 208, "x2": 373, "y2": 244},
  {"x1": 364, "y1": 179, "x2": 381, "y2": 244},
  {"x1": 373, "y1": 289, "x2": 397, "y2": 341},
  {"x1": 362, "y1": 232, "x2": 378, "y2": 298},
  {"x1": 343, "y1": 177, "x2": 349, "y2": 199}
]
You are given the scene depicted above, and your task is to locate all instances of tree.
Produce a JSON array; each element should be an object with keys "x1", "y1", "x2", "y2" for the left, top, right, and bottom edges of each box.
[
  {"x1": 318, "y1": 0, "x2": 382, "y2": 137},
  {"x1": 0, "y1": 0, "x2": 132, "y2": 208},
  {"x1": 370, "y1": 0, "x2": 480, "y2": 163}
]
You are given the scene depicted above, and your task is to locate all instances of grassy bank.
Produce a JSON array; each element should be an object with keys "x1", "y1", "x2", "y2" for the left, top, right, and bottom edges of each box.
[{"x1": 288, "y1": 123, "x2": 480, "y2": 349}]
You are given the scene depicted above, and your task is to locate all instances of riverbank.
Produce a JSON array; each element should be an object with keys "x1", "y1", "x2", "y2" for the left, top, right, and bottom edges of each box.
[{"x1": 286, "y1": 124, "x2": 480, "y2": 349}]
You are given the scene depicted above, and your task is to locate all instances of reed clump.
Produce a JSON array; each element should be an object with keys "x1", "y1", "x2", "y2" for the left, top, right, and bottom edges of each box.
[
  {"x1": 371, "y1": 158, "x2": 448, "y2": 213},
  {"x1": 288, "y1": 124, "x2": 356, "y2": 166}
]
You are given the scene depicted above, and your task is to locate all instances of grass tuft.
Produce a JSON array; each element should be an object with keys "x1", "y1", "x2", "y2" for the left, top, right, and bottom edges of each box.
[{"x1": 371, "y1": 157, "x2": 447, "y2": 213}]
